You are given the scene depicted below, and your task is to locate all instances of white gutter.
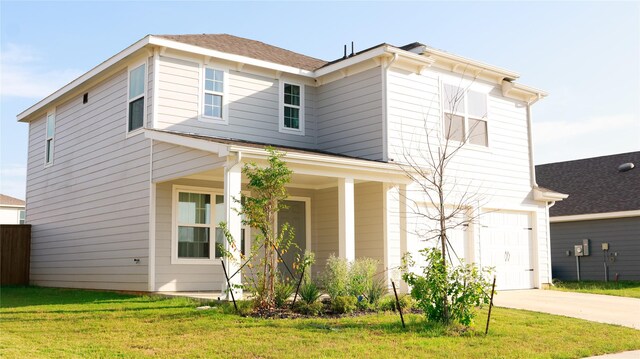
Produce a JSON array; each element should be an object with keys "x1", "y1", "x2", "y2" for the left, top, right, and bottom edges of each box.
[
  {"x1": 227, "y1": 144, "x2": 406, "y2": 175},
  {"x1": 419, "y1": 45, "x2": 521, "y2": 80},
  {"x1": 17, "y1": 36, "x2": 542, "y2": 124},
  {"x1": 526, "y1": 94, "x2": 543, "y2": 188}
]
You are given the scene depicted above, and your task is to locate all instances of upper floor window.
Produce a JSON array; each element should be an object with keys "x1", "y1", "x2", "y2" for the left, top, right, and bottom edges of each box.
[
  {"x1": 45, "y1": 112, "x2": 55, "y2": 165},
  {"x1": 279, "y1": 81, "x2": 305, "y2": 135},
  {"x1": 442, "y1": 84, "x2": 488, "y2": 147},
  {"x1": 128, "y1": 63, "x2": 145, "y2": 132},
  {"x1": 19, "y1": 210, "x2": 25, "y2": 224},
  {"x1": 202, "y1": 67, "x2": 227, "y2": 123}
]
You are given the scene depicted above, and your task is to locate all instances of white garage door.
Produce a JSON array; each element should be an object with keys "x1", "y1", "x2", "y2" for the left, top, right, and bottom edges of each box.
[{"x1": 480, "y1": 211, "x2": 534, "y2": 290}]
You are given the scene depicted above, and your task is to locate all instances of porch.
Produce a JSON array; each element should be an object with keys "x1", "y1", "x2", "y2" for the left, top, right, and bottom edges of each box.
[{"x1": 145, "y1": 130, "x2": 410, "y2": 298}]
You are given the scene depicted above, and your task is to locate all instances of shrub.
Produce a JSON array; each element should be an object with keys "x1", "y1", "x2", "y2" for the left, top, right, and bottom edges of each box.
[
  {"x1": 274, "y1": 279, "x2": 295, "y2": 308},
  {"x1": 293, "y1": 300, "x2": 324, "y2": 316},
  {"x1": 377, "y1": 294, "x2": 413, "y2": 312},
  {"x1": 331, "y1": 295, "x2": 357, "y2": 314},
  {"x1": 299, "y1": 281, "x2": 322, "y2": 305},
  {"x1": 377, "y1": 295, "x2": 397, "y2": 312},
  {"x1": 323, "y1": 256, "x2": 349, "y2": 299},
  {"x1": 402, "y1": 248, "x2": 492, "y2": 326}
]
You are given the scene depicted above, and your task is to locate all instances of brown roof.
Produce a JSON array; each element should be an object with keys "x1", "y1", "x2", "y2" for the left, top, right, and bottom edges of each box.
[
  {"x1": 536, "y1": 152, "x2": 640, "y2": 216},
  {"x1": 156, "y1": 34, "x2": 329, "y2": 71},
  {"x1": 0, "y1": 194, "x2": 25, "y2": 206}
]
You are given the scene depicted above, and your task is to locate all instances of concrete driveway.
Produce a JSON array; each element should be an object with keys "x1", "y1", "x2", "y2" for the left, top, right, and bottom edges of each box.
[{"x1": 494, "y1": 289, "x2": 640, "y2": 329}]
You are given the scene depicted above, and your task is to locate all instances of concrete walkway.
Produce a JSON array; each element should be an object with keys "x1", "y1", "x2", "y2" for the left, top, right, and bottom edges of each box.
[{"x1": 494, "y1": 289, "x2": 640, "y2": 329}]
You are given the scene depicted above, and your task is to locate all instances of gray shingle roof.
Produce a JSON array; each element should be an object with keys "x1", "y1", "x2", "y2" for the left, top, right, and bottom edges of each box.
[
  {"x1": 535, "y1": 152, "x2": 640, "y2": 217},
  {"x1": 156, "y1": 34, "x2": 329, "y2": 71}
]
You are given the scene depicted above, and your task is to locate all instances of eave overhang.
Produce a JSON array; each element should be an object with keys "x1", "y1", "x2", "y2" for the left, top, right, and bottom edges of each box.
[
  {"x1": 17, "y1": 36, "x2": 546, "y2": 123},
  {"x1": 144, "y1": 129, "x2": 412, "y2": 184}
]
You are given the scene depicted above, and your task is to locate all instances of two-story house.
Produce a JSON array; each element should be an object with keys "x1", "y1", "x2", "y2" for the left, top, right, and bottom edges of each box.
[{"x1": 19, "y1": 34, "x2": 562, "y2": 296}]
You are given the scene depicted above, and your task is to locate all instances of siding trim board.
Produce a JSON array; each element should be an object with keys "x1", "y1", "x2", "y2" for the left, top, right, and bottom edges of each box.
[{"x1": 551, "y1": 210, "x2": 640, "y2": 223}]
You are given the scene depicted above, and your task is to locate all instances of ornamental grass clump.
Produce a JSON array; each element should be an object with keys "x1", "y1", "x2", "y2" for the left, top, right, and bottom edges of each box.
[{"x1": 322, "y1": 255, "x2": 385, "y2": 309}]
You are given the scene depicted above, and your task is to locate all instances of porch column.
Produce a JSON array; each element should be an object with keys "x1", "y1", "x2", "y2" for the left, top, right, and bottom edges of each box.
[
  {"x1": 383, "y1": 184, "x2": 402, "y2": 289},
  {"x1": 223, "y1": 158, "x2": 243, "y2": 300},
  {"x1": 338, "y1": 177, "x2": 355, "y2": 262}
]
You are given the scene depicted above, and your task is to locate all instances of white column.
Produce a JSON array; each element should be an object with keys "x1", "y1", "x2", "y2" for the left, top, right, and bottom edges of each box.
[
  {"x1": 338, "y1": 177, "x2": 355, "y2": 262},
  {"x1": 223, "y1": 159, "x2": 243, "y2": 300},
  {"x1": 398, "y1": 184, "x2": 408, "y2": 293},
  {"x1": 383, "y1": 184, "x2": 403, "y2": 290}
]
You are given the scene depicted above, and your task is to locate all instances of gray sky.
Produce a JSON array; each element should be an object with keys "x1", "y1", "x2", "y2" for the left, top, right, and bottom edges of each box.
[{"x1": 1, "y1": 1, "x2": 639, "y2": 199}]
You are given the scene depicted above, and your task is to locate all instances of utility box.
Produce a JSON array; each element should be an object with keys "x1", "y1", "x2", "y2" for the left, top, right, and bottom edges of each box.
[
  {"x1": 582, "y1": 239, "x2": 590, "y2": 256},
  {"x1": 574, "y1": 245, "x2": 584, "y2": 257},
  {"x1": 601, "y1": 242, "x2": 609, "y2": 251}
]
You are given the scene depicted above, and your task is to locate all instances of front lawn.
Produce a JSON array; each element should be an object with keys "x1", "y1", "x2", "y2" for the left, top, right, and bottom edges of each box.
[
  {"x1": 1, "y1": 286, "x2": 639, "y2": 358},
  {"x1": 551, "y1": 280, "x2": 640, "y2": 298}
]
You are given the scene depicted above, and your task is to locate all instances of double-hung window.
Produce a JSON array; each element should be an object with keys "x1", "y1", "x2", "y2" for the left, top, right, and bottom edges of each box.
[
  {"x1": 279, "y1": 82, "x2": 304, "y2": 134},
  {"x1": 45, "y1": 112, "x2": 55, "y2": 165},
  {"x1": 128, "y1": 63, "x2": 145, "y2": 132},
  {"x1": 173, "y1": 187, "x2": 248, "y2": 264},
  {"x1": 202, "y1": 67, "x2": 226, "y2": 122},
  {"x1": 442, "y1": 84, "x2": 489, "y2": 147}
]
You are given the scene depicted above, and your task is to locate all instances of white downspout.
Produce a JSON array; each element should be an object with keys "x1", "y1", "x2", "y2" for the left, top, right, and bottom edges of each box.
[
  {"x1": 148, "y1": 47, "x2": 160, "y2": 292},
  {"x1": 381, "y1": 53, "x2": 399, "y2": 162},
  {"x1": 525, "y1": 93, "x2": 542, "y2": 188}
]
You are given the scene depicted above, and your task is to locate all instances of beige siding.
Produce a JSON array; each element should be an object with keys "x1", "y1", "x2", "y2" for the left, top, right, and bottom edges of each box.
[
  {"x1": 354, "y1": 182, "x2": 384, "y2": 269},
  {"x1": 387, "y1": 67, "x2": 534, "y2": 204},
  {"x1": 152, "y1": 141, "x2": 226, "y2": 183},
  {"x1": 316, "y1": 67, "x2": 384, "y2": 160},
  {"x1": 155, "y1": 55, "x2": 317, "y2": 148},
  {"x1": 311, "y1": 187, "x2": 338, "y2": 277},
  {"x1": 154, "y1": 179, "x2": 226, "y2": 291},
  {"x1": 27, "y1": 68, "x2": 150, "y2": 291}
]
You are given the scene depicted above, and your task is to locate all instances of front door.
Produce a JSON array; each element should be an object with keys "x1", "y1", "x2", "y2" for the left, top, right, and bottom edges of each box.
[{"x1": 277, "y1": 200, "x2": 307, "y2": 282}]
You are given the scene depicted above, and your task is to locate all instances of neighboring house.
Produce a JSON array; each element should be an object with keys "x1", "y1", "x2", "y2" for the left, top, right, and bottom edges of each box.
[
  {"x1": 536, "y1": 152, "x2": 640, "y2": 281},
  {"x1": 0, "y1": 194, "x2": 26, "y2": 224},
  {"x1": 18, "y1": 34, "x2": 560, "y2": 295}
]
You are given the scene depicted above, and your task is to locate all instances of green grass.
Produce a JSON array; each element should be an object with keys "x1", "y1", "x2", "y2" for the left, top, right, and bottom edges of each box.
[
  {"x1": 1, "y1": 286, "x2": 639, "y2": 358},
  {"x1": 551, "y1": 280, "x2": 640, "y2": 298}
]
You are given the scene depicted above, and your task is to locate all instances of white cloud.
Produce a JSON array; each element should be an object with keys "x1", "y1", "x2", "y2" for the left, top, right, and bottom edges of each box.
[
  {"x1": 0, "y1": 43, "x2": 83, "y2": 98},
  {"x1": 0, "y1": 163, "x2": 26, "y2": 200}
]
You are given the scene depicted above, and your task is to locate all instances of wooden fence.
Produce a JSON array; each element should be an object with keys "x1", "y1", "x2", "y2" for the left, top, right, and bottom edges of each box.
[{"x1": 1, "y1": 224, "x2": 31, "y2": 285}]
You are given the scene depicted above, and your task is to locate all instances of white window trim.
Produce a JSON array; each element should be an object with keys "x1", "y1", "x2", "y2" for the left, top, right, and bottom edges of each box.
[
  {"x1": 171, "y1": 185, "x2": 251, "y2": 265},
  {"x1": 440, "y1": 81, "x2": 491, "y2": 149},
  {"x1": 198, "y1": 65, "x2": 229, "y2": 125},
  {"x1": 126, "y1": 59, "x2": 148, "y2": 137},
  {"x1": 278, "y1": 80, "x2": 305, "y2": 136},
  {"x1": 44, "y1": 109, "x2": 55, "y2": 167}
]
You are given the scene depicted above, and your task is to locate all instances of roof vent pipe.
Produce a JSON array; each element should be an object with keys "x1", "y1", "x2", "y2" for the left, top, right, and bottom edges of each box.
[
  {"x1": 343, "y1": 45, "x2": 347, "y2": 59},
  {"x1": 618, "y1": 162, "x2": 635, "y2": 172},
  {"x1": 350, "y1": 41, "x2": 355, "y2": 57}
]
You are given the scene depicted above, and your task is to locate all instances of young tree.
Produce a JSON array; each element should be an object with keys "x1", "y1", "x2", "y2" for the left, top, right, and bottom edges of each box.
[
  {"x1": 221, "y1": 148, "x2": 295, "y2": 311},
  {"x1": 398, "y1": 82, "x2": 492, "y2": 325}
]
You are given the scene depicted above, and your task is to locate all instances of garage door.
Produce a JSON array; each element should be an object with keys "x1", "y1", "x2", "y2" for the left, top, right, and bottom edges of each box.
[{"x1": 480, "y1": 211, "x2": 534, "y2": 290}]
